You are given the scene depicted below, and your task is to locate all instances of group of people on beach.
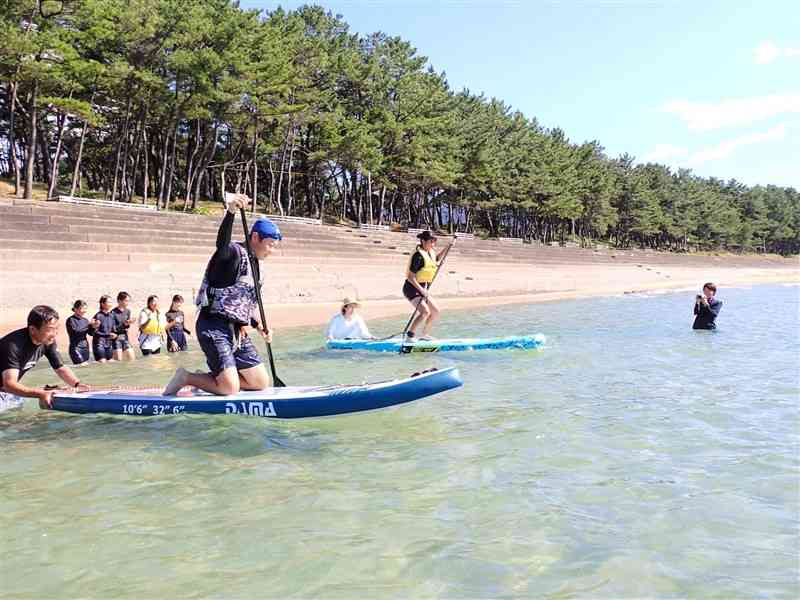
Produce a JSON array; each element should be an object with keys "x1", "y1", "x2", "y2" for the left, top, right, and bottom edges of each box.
[
  {"x1": 66, "y1": 292, "x2": 191, "y2": 366},
  {"x1": 0, "y1": 191, "x2": 721, "y2": 410}
]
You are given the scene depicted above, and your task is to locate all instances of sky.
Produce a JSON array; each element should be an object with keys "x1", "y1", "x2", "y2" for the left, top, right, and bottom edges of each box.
[{"x1": 240, "y1": 0, "x2": 799, "y2": 189}]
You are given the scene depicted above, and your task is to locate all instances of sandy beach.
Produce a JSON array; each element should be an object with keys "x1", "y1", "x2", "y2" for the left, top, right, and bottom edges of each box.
[
  {"x1": 1, "y1": 251, "x2": 797, "y2": 348},
  {"x1": 261, "y1": 263, "x2": 794, "y2": 326},
  {"x1": 1, "y1": 193, "x2": 798, "y2": 346}
]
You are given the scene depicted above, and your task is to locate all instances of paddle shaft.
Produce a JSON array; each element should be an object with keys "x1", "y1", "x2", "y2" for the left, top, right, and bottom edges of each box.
[
  {"x1": 239, "y1": 208, "x2": 285, "y2": 387},
  {"x1": 401, "y1": 240, "x2": 455, "y2": 336}
]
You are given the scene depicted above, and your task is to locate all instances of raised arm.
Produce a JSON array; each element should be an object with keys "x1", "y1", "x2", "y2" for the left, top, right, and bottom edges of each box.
[{"x1": 216, "y1": 211, "x2": 235, "y2": 250}]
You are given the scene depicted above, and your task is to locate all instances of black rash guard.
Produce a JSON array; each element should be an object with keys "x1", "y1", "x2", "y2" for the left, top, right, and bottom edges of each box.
[
  {"x1": 0, "y1": 328, "x2": 64, "y2": 388},
  {"x1": 66, "y1": 315, "x2": 91, "y2": 347},
  {"x1": 205, "y1": 212, "x2": 261, "y2": 288},
  {"x1": 111, "y1": 307, "x2": 131, "y2": 337},
  {"x1": 693, "y1": 297, "x2": 723, "y2": 330},
  {"x1": 91, "y1": 311, "x2": 116, "y2": 339}
]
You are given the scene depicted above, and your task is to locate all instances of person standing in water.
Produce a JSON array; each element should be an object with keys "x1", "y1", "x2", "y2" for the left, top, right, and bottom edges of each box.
[
  {"x1": 402, "y1": 230, "x2": 453, "y2": 340},
  {"x1": 693, "y1": 282, "x2": 723, "y2": 330},
  {"x1": 163, "y1": 194, "x2": 278, "y2": 396},
  {"x1": 111, "y1": 292, "x2": 135, "y2": 361},
  {"x1": 65, "y1": 300, "x2": 95, "y2": 366},
  {"x1": 0, "y1": 305, "x2": 88, "y2": 410},
  {"x1": 138, "y1": 295, "x2": 167, "y2": 356},
  {"x1": 165, "y1": 294, "x2": 191, "y2": 352},
  {"x1": 91, "y1": 295, "x2": 117, "y2": 363}
]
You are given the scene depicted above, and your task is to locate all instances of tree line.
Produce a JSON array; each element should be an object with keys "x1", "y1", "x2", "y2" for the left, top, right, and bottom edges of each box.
[{"x1": 1, "y1": 0, "x2": 798, "y2": 254}]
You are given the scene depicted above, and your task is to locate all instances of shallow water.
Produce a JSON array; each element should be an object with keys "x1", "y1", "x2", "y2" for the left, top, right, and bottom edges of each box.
[{"x1": 2, "y1": 284, "x2": 799, "y2": 598}]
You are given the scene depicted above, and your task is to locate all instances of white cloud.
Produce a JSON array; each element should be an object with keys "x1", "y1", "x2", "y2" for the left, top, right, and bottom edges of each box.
[
  {"x1": 754, "y1": 41, "x2": 800, "y2": 64},
  {"x1": 662, "y1": 93, "x2": 800, "y2": 131},
  {"x1": 643, "y1": 124, "x2": 789, "y2": 169},
  {"x1": 689, "y1": 124, "x2": 787, "y2": 164},
  {"x1": 641, "y1": 144, "x2": 688, "y2": 163},
  {"x1": 759, "y1": 165, "x2": 800, "y2": 188}
]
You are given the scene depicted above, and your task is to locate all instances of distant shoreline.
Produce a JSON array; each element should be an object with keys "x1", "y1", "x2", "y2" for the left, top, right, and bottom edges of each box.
[
  {"x1": 267, "y1": 268, "x2": 798, "y2": 331},
  {"x1": 1, "y1": 260, "x2": 796, "y2": 347}
]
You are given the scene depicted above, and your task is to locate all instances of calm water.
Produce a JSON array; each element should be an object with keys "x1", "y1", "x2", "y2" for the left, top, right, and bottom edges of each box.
[{"x1": 2, "y1": 284, "x2": 799, "y2": 598}]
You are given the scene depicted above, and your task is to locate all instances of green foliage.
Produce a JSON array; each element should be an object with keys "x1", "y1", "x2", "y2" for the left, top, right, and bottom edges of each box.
[{"x1": 0, "y1": 0, "x2": 796, "y2": 254}]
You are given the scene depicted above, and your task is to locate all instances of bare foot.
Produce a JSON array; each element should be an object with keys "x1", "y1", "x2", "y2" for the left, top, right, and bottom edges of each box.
[{"x1": 163, "y1": 368, "x2": 188, "y2": 396}]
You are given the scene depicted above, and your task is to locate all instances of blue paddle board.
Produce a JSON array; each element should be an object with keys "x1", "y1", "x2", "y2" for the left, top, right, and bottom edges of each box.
[
  {"x1": 326, "y1": 333, "x2": 546, "y2": 353},
  {"x1": 49, "y1": 368, "x2": 463, "y2": 419}
]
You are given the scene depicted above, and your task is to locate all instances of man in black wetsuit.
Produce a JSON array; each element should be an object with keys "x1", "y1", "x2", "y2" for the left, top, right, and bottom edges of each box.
[
  {"x1": 0, "y1": 305, "x2": 88, "y2": 410},
  {"x1": 163, "y1": 194, "x2": 279, "y2": 395},
  {"x1": 693, "y1": 282, "x2": 723, "y2": 330}
]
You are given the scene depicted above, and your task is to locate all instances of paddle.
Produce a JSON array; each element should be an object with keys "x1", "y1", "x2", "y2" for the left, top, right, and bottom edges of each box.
[
  {"x1": 399, "y1": 238, "x2": 456, "y2": 352},
  {"x1": 238, "y1": 206, "x2": 286, "y2": 387}
]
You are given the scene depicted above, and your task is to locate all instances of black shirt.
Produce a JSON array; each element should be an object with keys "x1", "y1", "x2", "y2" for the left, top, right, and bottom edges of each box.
[
  {"x1": 91, "y1": 311, "x2": 116, "y2": 339},
  {"x1": 166, "y1": 309, "x2": 191, "y2": 334},
  {"x1": 693, "y1": 297, "x2": 723, "y2": 330},
  {"x1": 206, "y1": 212, "x2": 261, "y2": 288},
  {"x1": 66, "y1": 315, "x2": 90, "y2": 347},
  {"x1": 0, "y1": 327, "x2": 64, "y2": 387},
  {"x1": 166, "y1": 309, "x2": 184, "y2": 327},
  {"x1": 111, "y1": 307, "x2": 131, "y2": 336}
]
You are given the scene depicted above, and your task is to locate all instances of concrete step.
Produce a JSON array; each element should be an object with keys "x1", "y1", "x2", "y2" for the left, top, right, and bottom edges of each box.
[
  {"x1": 0, "y1": 230, "x2": 91, "y2": 243},
  {"x1": 0, "y1": 213, "x2": 54, "y2": 226},
  {"x1": 27, "y1": 228, "x2": 389, "y2": 250},
  {"x1": 0, "y1": 234, "x2": 412, "y2": 260},
  {"x1": 2, "y1": 211, "x2": 415, "y2": 247},
  {"x1": 1, "y1": 239, "x2": 109, "y2": 253},
  {"x1": 3, "y1": 203, "x2": 418, "y2": 235},
  {"x1": 0, "y1": 230, "x2": 636, "y2": 264},
  {"x1": 0, "y1": 249, "x2": 205, "y2": 263}
]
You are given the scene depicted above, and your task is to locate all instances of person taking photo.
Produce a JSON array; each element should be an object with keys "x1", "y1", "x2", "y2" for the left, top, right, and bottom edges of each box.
[{"x1": 693, "y1": 282, "x2": 723, "y2": 330}]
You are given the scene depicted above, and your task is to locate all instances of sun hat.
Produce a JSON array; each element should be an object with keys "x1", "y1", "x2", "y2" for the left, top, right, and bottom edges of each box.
[
  {"x1": 341, "y1": 297, "x2": 361, "y2": 308},
  {"x1": 251, "y1": 218, "x2": 282, "y2": 241}
]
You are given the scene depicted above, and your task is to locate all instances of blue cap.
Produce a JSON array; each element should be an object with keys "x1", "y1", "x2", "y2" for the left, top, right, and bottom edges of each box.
[{"x1": 251, "y1": 218, "x2": 282, "y2": 241}]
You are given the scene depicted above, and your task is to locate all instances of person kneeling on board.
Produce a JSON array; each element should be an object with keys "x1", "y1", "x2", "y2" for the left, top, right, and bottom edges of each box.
[
  {"x1": 325, "y1": 298, "x2": 372, "y2": 340},
  {"x1": 0, "y1": 305, "x2": 89, "y2": 410},
  {"x1": 163, "y1": 194, "x2": 279, "y2": 396}
]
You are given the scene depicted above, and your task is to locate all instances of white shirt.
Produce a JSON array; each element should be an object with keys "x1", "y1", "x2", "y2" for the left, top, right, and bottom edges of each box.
[
  {"x1": 325, "y1": 313, "x2": 371, "y2": 340},
  {"x1": 138, "y1": 309, "x2": 166, "y2": 351}
]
